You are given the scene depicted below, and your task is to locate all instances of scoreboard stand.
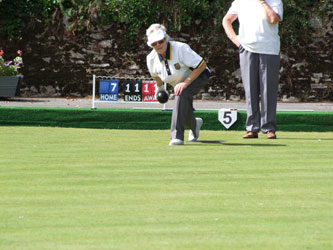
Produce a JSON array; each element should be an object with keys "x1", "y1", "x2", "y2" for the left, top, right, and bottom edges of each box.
[{"x1": 92, "y1": 74, "x2": 168, "y2": 110}]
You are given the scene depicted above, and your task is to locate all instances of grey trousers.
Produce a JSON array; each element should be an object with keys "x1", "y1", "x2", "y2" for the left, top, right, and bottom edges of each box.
[
  {"x1": 239, "y1": 47, "x2": 280, "y2": 133},
  {"x1": 170, "y1": 72, "x2": 209, "y2": 140}
]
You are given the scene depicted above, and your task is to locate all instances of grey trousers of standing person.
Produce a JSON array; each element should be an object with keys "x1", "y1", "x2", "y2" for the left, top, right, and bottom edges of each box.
[
  {"x1": 170, "y1": 71, "x2": 209, "y2": 140},
  {"x1": 239, "y1": 47, "x2": 280, "y2": 133}
]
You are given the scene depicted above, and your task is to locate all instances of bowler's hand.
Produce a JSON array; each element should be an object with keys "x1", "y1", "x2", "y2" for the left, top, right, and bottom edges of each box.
[{"x1": 174, "y1": 82, "x2": 187, "y2": 96}]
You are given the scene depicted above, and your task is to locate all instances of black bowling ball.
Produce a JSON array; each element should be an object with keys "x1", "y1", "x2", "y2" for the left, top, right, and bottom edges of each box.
[{"x1": 156, "y1": 90, "x2": 169, "y2": 104}]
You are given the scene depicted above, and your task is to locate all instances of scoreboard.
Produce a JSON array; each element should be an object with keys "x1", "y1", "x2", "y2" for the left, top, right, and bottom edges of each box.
[
  {"x1": 92, "y1": 75, "x2": 160, "y2": 109},
  {"x1": 99, "y1": 80, "x2": 157, "y2": 102}
]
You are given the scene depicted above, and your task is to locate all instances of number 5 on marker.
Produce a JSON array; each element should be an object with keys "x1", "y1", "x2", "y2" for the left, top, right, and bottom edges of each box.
[{"x1": 218, "y1": 109, "x2": 237, "y2": 129}]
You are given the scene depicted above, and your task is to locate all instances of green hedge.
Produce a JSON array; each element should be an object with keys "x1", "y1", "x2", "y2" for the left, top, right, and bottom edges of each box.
[
  {"x1": 1, "y1": 0, "x2": 331, "y2": 48},
  {"x1": 0, "y1": 0, "x2": 331, "y2": 101}
]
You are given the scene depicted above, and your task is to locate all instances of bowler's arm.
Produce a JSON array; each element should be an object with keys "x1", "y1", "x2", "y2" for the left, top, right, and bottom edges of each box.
[
  {"x1": 153, "y1": 76, "x2": 164, "y2": 88},
  {"x1": 259, "y1": 0, "x2": 281, "y2": 24},
  {"x1": 222, "y1": 14, "x2": 240, "y2": 47}
]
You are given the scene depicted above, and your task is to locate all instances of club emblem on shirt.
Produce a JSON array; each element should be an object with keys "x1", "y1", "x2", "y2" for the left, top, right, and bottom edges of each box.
[{"x1": 174, "y1": 63, "x2": 181, "y2": 70}]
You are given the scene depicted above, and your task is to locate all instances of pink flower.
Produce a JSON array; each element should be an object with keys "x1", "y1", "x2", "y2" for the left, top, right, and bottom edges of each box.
[
  {"x1": 17, "y1": 50, "x2": 22, "y2": 55},
  {"x1": 0, "y1": 50, "x2": 3, "y2": 56}
]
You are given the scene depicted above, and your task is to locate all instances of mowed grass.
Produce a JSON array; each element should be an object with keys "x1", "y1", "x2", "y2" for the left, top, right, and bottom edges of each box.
[{"x1": 0, "y1": 126, "x2": 332, "y2": 250}]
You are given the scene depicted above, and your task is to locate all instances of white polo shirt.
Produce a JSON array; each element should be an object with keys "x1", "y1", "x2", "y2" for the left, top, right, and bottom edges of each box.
[
  {"x1": 228, "y1": 0, "x2": 283, "y2": 55},
  {"x1": 146, "y1": 41, "x2": 205, "y2": 87}
]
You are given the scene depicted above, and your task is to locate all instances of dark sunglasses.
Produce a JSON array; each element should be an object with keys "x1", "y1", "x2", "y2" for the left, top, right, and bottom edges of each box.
[{"x1": 151, "y1": 39, "x2": 165, "y2": 47}]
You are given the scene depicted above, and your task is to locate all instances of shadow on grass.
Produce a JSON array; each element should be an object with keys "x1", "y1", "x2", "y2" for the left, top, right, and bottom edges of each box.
[
  {"x1": 222, "y1": 143, "x2": 286, "y2": 147},
  {"x1": 188, "y1": 140, "x2": 286, "y2": 147},
  {"x1": 193, "y1": 140, "x2": 226, "y2": 144}
]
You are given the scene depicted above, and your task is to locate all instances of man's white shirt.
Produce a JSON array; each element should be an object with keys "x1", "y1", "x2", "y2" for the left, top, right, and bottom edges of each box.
[{"x1": 228, "y1": 0, "x2": 283, "y2": 55}]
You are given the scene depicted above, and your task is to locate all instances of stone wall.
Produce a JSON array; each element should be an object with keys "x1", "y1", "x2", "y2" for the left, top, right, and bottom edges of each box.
[
  {"x1": 278, "y1": 15, "x2": 333, "y2": 102},
  {"x1": 2, "y1": 14, "x2": 332, "y2": 101}
]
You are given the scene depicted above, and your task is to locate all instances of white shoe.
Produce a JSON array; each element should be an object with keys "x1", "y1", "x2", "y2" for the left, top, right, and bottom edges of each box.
[
  {"x1": 188, "y1": 118, "x2": 203, "y2": 142},
  {"x1": 169, "y1": 139, "x2": 184, "y2": 146}
]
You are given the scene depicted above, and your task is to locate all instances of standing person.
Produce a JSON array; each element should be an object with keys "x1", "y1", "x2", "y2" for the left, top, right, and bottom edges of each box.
[
  {"x1": 146, "y1": 23, "x2": 211, "y2": 146},
  {"x1": 222, "y1": 0, "x2": 283, "y2": 139}
]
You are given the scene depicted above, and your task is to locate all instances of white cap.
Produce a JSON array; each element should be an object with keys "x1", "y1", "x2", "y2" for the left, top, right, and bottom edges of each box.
[{"x1": 147, "y1": 29, "x2": 165, "y2": 47}]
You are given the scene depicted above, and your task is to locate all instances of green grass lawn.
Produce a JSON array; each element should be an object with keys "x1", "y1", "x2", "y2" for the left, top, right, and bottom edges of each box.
[{"x1": 1, "y1": 127, "x2": 332, "y2": 250}]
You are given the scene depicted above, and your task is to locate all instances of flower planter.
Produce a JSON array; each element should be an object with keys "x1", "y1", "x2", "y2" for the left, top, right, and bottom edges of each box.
[{"x1": 0, "y1": 75, "x2": 23, "y2": 97}]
